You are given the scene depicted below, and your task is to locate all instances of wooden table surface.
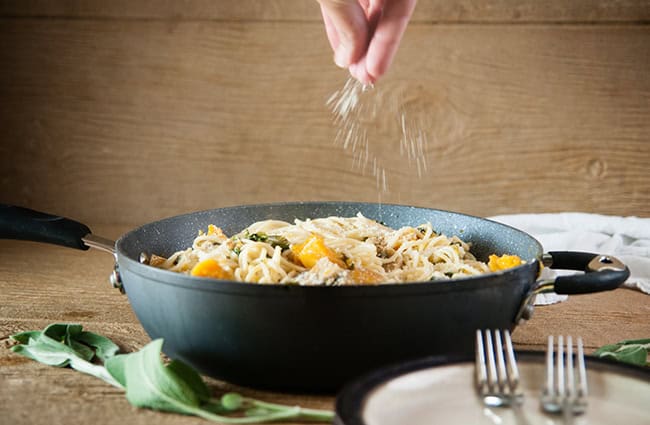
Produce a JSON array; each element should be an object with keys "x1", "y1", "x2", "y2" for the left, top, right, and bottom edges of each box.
[{"x1": 1, "y1": 226, "x2": 648, "y2": 425}]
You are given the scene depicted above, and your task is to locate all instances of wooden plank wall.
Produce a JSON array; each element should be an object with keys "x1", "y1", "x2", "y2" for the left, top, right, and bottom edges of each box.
[{"x1": 0, "y1": 1, "x2": 648, "y2": 226}]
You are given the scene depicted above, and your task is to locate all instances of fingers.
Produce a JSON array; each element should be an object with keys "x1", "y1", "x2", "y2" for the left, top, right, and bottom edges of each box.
[
  {"x1": 364, "y1": 0, "x2": 417, "y2": 81},
  {"x1": 349, "y1": 58, "x2": 373, "y2": 85},
  {"x1": 318, "y1": 0, "x2": 416, "y2": 84},
  {"x1": 317, "y1": 0, "x2": 369, "y2": 68},
  {"x1": 320, "y1": 5, "x2": 342, "y2": 52}
]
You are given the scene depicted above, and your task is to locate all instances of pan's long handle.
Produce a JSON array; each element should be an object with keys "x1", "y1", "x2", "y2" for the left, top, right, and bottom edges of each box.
[
  {"x1": 0, "y1": 204, "x2": 95, "y2": 251},
  {"x1": 544, "y1": 251, "x2": 630, "y2": 294}
]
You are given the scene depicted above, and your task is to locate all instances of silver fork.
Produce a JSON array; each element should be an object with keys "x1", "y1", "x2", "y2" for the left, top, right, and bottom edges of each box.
[
  {"x1": 541, "y1": 336, "x2": 588, "y2": 424},
  {"x1": 475, "y1": 329, "x2": 524, "y2": 407}
]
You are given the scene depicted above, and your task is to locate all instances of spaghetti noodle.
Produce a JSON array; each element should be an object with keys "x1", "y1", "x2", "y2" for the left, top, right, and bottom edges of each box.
[{"x1": 152, "y1": 213, "x2": 521, "y2": 285}]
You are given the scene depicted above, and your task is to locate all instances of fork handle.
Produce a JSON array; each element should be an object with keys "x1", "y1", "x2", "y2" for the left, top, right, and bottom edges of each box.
[{"x1": 546, "y1": 251, "x2": 630, "y2": 294}]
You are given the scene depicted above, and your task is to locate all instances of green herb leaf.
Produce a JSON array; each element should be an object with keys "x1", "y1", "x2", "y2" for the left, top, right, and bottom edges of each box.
[
  {"x1": 617, "y1": 338, "x2": 650, "y2": 345},
  {"x1": 247, "y1": 232, "x2": 267, "y2": 242},
  {"x1": 248, "y1": 232, "x2": 290, "y2": 250},
  {"x1": 10, "y1": 330, "x2": 43, "y2": 345},
  {"x1": 105, "y1": 352, "x2": 127, "y2": 387},
  {"x1": 594, "y1": 338, "x2": 650, "y2": 367},
  {"x1": 267, "y1": 236, "x2": 290, "y2": 250},
  {"x1": 12, "y1": 323, "x2": 334, "y2": 423},
  {"x1": 166, "y1": 359, "x2": 211, "y2": 403},
  {"x1": 105, "y1": 339, "x2": 202, "y2": 414},
  {"x1": 10, "y1": 323, "x2": 123, "y2": 388},
  {"x1": 76, "y1": 331, "x2": 120, "y2": 362}
]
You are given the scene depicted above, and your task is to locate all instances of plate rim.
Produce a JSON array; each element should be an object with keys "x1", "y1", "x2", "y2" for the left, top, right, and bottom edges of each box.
[{"x1": 335, "y1": 351, "x2": 650, "y2": 425}]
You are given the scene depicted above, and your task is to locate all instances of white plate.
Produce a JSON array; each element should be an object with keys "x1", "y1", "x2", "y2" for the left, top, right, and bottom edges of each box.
[{"x1": 336, "y1": 352, "x2": 650, "y2": 425}]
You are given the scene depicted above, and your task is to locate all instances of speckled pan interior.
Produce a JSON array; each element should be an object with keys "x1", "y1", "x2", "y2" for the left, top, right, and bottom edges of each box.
[{"x1": 118, "y1": 201, "x2": 543, "y2": 272}]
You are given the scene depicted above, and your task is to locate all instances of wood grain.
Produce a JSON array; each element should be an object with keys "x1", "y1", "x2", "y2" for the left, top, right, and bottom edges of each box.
[
  {"x1": 0, "y1": 0, "x2": 649, "y2": 22},
  {"x1": 1, "y1": 4, "x2": 648, "y2": 424},
  {"x1": 0, "y1": 233, "x2": 335, "y2": 425},
  {"x1": 1, "y1": 234, "x2": 648, "y2": 425},
  {"x1": 0, "y1": 21, "x2": 648, "y2": 225}
]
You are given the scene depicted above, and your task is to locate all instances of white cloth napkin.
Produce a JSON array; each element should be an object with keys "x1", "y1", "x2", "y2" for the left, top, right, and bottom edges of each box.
[{"x1": 488, "y1": 213, "x2": 650, "y2": 305}]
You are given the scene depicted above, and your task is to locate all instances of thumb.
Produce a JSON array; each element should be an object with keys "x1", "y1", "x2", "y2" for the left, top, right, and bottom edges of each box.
[{"x1": 317, "y1": 0, "x2": 369, "y2": 68}]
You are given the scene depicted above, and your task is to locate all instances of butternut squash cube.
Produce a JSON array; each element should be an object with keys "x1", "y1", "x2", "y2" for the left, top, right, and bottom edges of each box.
[
  {"x1": 291, "y1": 234, "x2": 345, "y2": 269},
  {"x1": 190, "y1": 259, "x2": 232, "y2": 280},
  {"x1": 488, "y1": 254, "x2": 522, "y2": 272}
]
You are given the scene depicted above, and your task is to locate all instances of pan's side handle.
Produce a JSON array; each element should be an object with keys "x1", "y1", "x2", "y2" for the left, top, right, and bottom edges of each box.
[
  {"x1": 545, "y1": 251, "x2": 630, "y2": 294},
  {"x1": 514, "y1": 251, "x2": 630, "y2": 323},
  {"x1": 0, "y1": 204, "x2": 91, "y2": 250}
]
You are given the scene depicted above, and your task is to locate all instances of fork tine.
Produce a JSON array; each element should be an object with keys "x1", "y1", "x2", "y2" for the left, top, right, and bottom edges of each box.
[
  {"x1": 476, "y1": 329, "x2": 524, "y2": 409},
  {"x1": 566, "y1": 336, "x2": 575, "y2": 399},
  {"x1": 494, "y1": 330, "x2": 508, "y2": 393},
  {"x1": 541, "y1": 336, "x2": 589, "y2": 418},
  {"x1": 577, "y1": 337, "x2": 588, "y2": 398},
  {"x1": 485, "y1": 330, "x2": 498, "y2": 394},
  {"x1": 561, "y1": 336, "x2": 575, "y2": 424},
  {"x1": 504, "y1": 330, "x2": 520, "y2": 393},
  {"x1": 545, "y1": 335, "x2": 554, "y2": 398},
  {"x1": 557, "y1": 335, "x2": 565, "y2": 399},
  {"x1": 476, "y1": 330, "x2": 487, "y2": 392}
]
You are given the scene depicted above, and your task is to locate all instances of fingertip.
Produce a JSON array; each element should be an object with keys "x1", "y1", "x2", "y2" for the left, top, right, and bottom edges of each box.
[
  {"x1": 363, "y1": 0, "x2": 416, "y2": 83},
  {"x1": 364, "y1": 32, "x2": 398, "y2": 81},
  {"x1": 335, "y1": 45, "x2": 352, "y2": 68},
  {"x1": 365, "y1": 60, "x2": 386, "y2": 84},
  {"x1": 318, "y1": 0, "x2": 369, "y2": 68},
  {"x1": 364, "y1": 66, "x2": 379, "y2": 84},
  {"x1": 349, "y1": 62, "x2": 375, "y2": 86}
]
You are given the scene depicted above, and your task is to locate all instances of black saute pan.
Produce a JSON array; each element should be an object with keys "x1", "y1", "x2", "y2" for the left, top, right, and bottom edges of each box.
[{"x1": 0, "y1": 202, "x2": 630, "y2": 392}]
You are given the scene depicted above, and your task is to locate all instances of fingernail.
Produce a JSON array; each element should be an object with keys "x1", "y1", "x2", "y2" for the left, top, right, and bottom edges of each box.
[{"x1": 334, "y1": 45, "x2": 351, "y2": 68}]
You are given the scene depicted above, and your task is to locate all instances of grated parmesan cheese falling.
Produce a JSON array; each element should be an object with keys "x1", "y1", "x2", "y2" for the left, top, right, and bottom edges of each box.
[{"x1": 326, "y1": 77, "x2": 430, "y2": 191}]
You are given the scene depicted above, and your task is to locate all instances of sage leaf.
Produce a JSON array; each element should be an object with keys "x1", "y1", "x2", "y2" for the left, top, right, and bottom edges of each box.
[
  {"x1": 166, "y1": 359, "x2": 211, "y2": 402},
  {"x1": 12, "y1": 324, "x2": 335, "y2": 423},
  {"x1": 594, "y1": 338, "x2": 650, "y2": 367},
  {"x1": 616, "y1": 338, "x2": 650, "y2": 346},
  {"x1": 11, "y1": 323, "x2": 123, "y2": 388},
  {"x1": 76, "y1": 331, "x2": 120, "y2": 362},
  {"x1": 10, "y1": 330, "x2": 42, "y2": 345},
  {"x1": 593, "y1": 343, "x2": 620, "y2": 354},
  {"x1": 245, "y1": 232, "x2": 290, "y2": 250},
  {"x1": 103, "y1": 340, "x2": 296, "y2": 424},
  {"x1": 596, "y1": 345, "x2": 648, "y2": 366},
  {"x1": 105, "y1": 339, "x2": 203, "y2": 415},
  {"x1": 104, "y1": 353, "x2": 127, "y2": 387},
  {"x1": 11, "y1": 341, "x2": 83, "y2": 367}
]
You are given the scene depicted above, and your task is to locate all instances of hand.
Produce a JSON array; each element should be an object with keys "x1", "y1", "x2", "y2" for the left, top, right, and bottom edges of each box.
[{"x1": 317, "y1": 0, "x2": 417, "y2": 85}]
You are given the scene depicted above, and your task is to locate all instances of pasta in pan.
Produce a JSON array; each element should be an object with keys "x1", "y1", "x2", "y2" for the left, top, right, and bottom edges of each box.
[{"x1": 152, "y1": 213, "x2": 522, "y2": 285}]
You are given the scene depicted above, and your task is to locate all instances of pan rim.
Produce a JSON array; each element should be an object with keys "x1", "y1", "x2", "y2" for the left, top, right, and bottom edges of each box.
[{"x1": 115, "y1": 201, "x2": 543, "y2": 294}]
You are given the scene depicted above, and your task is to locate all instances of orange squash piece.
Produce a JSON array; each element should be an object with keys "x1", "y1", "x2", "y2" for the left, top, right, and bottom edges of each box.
[
  {"x1": 488, "y1": 254, "x2": 522, "y2": 272},
  {"x1": 190, "y1": 259, "x2": 232, "y2": 279},
  {"x1": 291, "y1": 234, "x2": 346, "y2": 269}
]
